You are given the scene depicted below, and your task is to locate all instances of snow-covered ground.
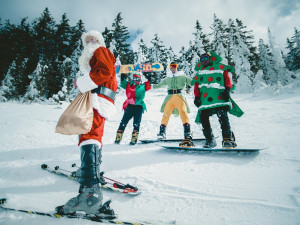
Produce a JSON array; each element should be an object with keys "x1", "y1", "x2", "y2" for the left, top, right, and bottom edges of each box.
[{"x1": 0, "y1": 88, "x2": 300, "y2": 225}]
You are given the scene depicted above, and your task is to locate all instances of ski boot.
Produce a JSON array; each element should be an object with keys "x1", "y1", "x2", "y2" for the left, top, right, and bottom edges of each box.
[
  {"x1": 222, "y1": 131, "x2": 237, "y2": 148},
  {"x1": 114, "y1": 130, "x2": 124, "y2": 144},
  {"x1": 202, "y1": 129, "x2": 217, "y2": 148},
  {"x1": 56, "y1": 184, "x2": 103, "y2": 214},
  {"x1": 179, "y1": 123, "x2": 194, "y2": 147},
  {"x1": 157, "y1": 124, "x2": 166, "y2": 140},
  {"x1": 129, "y1": 130, "x2": 139, "y2": 145}
]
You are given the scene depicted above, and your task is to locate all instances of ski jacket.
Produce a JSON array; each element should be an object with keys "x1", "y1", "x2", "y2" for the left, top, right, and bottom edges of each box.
[
  {"x1": 120, "y1": 80, "x2": 151, "y2": 113},
  {"x1": 77, "y1": 47, "x2": 118, "y2": 120},
  {"x1": 191, "y1": 51, "x2": 244, "y2": 124},
  {"x1": 153, "y1": 71, "x2": 192, "y2": 116}
]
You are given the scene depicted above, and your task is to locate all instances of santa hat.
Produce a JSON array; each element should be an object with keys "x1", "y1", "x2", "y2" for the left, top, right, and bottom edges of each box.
[{"x1": 81, "y1": 30, "x2": 106, "y2": 48}]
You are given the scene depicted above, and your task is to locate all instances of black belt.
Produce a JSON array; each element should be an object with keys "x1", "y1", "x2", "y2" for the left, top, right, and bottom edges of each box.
[
  {"x1": 168, "y1": 89, "x2": 182, "y2": 94},
  {"x1": 91, "y1": 86, "x2": 116, "y2": 101}
]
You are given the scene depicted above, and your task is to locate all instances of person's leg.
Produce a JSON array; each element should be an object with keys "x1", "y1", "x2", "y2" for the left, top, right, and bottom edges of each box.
[
  {"x1": 200, "y1": 109, "x2": 217, "y2": 148},
  {"x1": 158, "y1": 96, "x2": 176, "y2": 139},
  {"x1": 59, "y1": 110, "x2": 114, "y2": 216},
  {"x1": 115, "y1": 105, "x2": 135, "y2": 144},
  {"x1": 130, "y1": 105, "x2": 144, "y2": 145},
  {"x1": 217, "y1": 109, "x2": 236, "y2": 148}
]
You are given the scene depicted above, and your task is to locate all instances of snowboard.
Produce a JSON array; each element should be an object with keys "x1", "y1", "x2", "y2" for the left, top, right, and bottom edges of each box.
[
  {"x1": 157, "y1": 144, "x2": 267, "y2": 152},
  {"x1": 115, "y1": 62, "x2": 163, "y2": 74},
  {"x1": 139, "y1": 138, "x2": 205, "y2": 144}
]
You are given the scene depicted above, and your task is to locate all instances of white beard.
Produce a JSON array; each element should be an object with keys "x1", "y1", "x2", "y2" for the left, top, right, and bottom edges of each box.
[{"x1": 78, "y1": 43, "x2": 101, "y2": 74}]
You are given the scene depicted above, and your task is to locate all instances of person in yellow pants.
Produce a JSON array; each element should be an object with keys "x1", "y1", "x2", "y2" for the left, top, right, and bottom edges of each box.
[{"x1": 153, "y1": 62, "x2": 193, "y2": 147}]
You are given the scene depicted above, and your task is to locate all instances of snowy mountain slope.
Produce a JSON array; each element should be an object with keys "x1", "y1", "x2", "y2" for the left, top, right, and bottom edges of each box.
[{"x1": 0, "y1": 90, "x2": 300, "y2": 225}]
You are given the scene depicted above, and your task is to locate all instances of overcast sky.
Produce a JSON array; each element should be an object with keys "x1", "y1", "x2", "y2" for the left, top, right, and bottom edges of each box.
[{"x1": 0, "y1": 0, "x2": 299, "y2": 54}]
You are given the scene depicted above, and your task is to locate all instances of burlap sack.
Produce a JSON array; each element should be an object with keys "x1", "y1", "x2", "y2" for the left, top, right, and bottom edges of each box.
[{"x1": 55, "y1": 91, "x2": 93, "y2": 135}]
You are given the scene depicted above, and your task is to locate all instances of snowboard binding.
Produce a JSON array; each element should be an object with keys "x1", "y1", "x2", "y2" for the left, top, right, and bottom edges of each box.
[{"x1": 179, "y1": 138, "x2": 195, "y2": 148}]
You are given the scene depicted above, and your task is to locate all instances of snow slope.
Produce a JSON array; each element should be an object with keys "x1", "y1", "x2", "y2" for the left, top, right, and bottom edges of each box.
[{"x1": 0, "y1": 89, "x2": 300, "y2": 225}]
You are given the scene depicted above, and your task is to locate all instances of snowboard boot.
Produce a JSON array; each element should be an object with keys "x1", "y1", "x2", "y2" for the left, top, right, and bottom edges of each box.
[
  {"x1": 222, "y1": 130, "x2": 237, "y2": 148},
  {"x1": 157, "y1": 124, "x2": 166, "y2": 140},
  {"x1": 129, "y1": 130, "x2": 139, "y2": 145},
  {"x1": 202, "y1": 129, "x2": 217, "y2": 148},
  {"x1": 114, "y1": 130, "x2": 124, "y2": 144},
  {"x1": 179, "y1": 123, "x2": 194, "y2": 147}
]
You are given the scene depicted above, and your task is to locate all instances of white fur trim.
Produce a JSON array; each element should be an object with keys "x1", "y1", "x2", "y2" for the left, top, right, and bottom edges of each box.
[
  {"x1": 198, "y1": 102, "x2": 232, "y2": 110},
  {"x1": 167, "y1": 70, "x2": 184, "y2": 77},
  {"x1": 198, "y1": 83, "x2": 225, "y2": 90},
  {"x1": 77, "y1": 73, "x2": 98, "y2": 93},
  {"x1": 80, "y1": 139, "x2": 102, "y2": 148},
  {"x1": 92, "y1": 93, "x2": 117, "y2": 120},
  {"x1": 81, "y1": 30, "x2": 106, "y2": 48},
  {"x1": 197, "y1": 70, "x2": 224, "y2": 76}
]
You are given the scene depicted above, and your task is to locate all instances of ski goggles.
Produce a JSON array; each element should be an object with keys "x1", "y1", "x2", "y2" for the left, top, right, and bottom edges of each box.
[
  {"x1": 200, "y1": 55, "x2": 209, "y2": 62},
  {"x1": 132, "y1": 74, "x2": 141, "y2": 82},
  {"x1": 170, "y1": 63, "x2": 178, "y2": 69}
]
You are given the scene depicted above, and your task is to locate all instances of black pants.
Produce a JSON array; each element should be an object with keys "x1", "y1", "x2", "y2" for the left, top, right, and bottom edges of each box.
[
  {"x1": 200, "y1": 107, "x2": 231, "y2": 137},
  {"x1": 118, "y1": 104, "x2": 143, "y2": 132}
]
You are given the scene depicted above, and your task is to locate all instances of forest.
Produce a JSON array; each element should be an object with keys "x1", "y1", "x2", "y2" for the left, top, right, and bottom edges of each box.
[{"x1": 0, "y1": 7, "x2": 299, "y2": 102}]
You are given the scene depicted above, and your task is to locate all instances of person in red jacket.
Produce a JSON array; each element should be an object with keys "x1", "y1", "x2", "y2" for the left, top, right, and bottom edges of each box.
[
  {"x1": 115, "y1": 72, "x2": 151, "y2": 145},
  {"x1": 56, "y1": 30, "x2": 117, "y2": 217}
]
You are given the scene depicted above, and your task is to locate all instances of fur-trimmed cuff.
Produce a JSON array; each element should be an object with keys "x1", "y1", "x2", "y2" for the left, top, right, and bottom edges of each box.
[
  {"x1": 92, "y1": 93, "x2": 117, "y2": 120},
  {"x1": 77, "y1": 73, "x2": 98, "y2": 93},
  {"x1": 79, "y1": 139, "x2": 102, "y2": 148}
]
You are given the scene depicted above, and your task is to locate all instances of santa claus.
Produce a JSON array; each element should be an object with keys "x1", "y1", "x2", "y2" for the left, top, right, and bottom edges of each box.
[{"x1": 56, "y1": 30, "x2": 117, "y2": 217}]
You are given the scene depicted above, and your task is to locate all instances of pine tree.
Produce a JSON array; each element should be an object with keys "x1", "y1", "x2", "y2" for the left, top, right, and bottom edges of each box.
[
  {"x1": 102, "y1": 27, "x2": 112, "y2": 49},
  {"x1": 193, "y1": 20, "x2": 210, "y2": 57},
  {"x1": 111, "y1": 12, "x2": 134, "y2": 64},
  {"x1": 55, "y1": 13, "x2": 73, "y2": 61},
  {"x1": 257, "y1": 39, "x2": 274, "y2": 84},
  {"x1": 148, "y1": 34, "x2": 167, "y2": 83},
  {"x1": 32, "y1": 7, "x2": 56, "y2": 60},
  {"x1": 210, "y1": 14, "x2": 228, "y2": 64},
  {"x1": 0, "y1": 60, "x2": 16, "y2": 101},
  {"x1": 285, "y1": 27, "x2": 300, "y2": 71},
  {"x1": 267, "y1": 28, "x2": 292, "y2": 85},
  {"x1": 0, "y1": 20, "x2": 17, "y2": 82},
  {"x1": 24, "y1": 62, "x2": 47, "y2": 101},
  {"x1": 227, "y1": 19, "x2": 253, "y2": 92},
  {"x1": 136, "y1": 39, "x2": 148, "y2": 64}
]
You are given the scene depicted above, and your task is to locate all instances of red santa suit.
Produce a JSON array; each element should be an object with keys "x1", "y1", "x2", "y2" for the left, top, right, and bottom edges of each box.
[{"x1": 76, "y1": 30, "x2": 118, "y2": 148}]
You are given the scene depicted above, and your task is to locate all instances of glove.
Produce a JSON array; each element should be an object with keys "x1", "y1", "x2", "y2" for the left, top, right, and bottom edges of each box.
[
  {"x1": 220, "y1": 87, "x2": 230, "y2": 101},
  {"x1": 194, "y1": 96, "x2": 201, "y2": 107}
]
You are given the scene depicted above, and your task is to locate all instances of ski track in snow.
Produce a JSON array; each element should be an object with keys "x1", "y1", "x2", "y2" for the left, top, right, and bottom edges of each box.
[{"x1": 1, "y1": 90, "x2": 300, "y2": 225}]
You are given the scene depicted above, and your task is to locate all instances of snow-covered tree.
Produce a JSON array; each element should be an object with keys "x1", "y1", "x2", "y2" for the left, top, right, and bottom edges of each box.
[
  {"x1": 193, "y1": 20, "x2": 210, "y2": 56},
  {"x1": 228, "y1": 19, "x2": 253, "y2": 92},
  {"x1": 111, "y1": 12, "x2": 134, "y2": 64},
  {"x1": 267, "y1": 28, "x2": 292, "y2": 85},
  {"x1": 285, "y1": 27, "x2": 300, "y2": 72},
  {"x1": 0, "y1": 61, "x2": 16, "y2": 101},
  {"x1": 210, "y1": 14, "x2": 228, "y2": 64},
  {"x1": 148, "y1": 34, "x2": 167, "y2": 83},
  {"x1": 24, "y1": 62, "x2": 48, "y2": 101}
]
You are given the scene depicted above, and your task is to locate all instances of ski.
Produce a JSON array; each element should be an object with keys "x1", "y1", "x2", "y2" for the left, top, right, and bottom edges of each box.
[
  {"x1": 157, "y1": 144, "x2": 267, "y2": 152},
  {"x1": 41, "y1": 164, "x2": 140, "y2": 195},
  {"x1": 139, "y1": 138, "x2": 206, "y2": 144},
  {"x1": 0, "y1": 198, "x2": 151, "y2": 225}
]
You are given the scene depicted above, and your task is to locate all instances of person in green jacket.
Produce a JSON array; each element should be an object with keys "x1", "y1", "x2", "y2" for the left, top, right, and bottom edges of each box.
[
  {"x1": 153, "y1": 62, "x2": 193, "y2": 147},
  {"x1": 115, "y1": 72, "x2": 151, "y2": 145},
  {"x1": 192, "y1": 51, "x2": 244, "y2": 148}
]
